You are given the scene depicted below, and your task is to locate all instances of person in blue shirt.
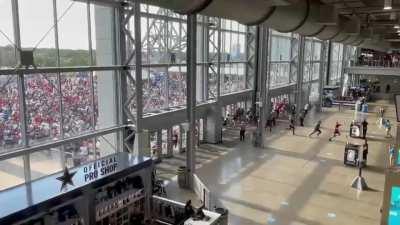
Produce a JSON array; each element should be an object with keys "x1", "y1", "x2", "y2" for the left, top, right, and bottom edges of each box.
[{"x1": 389, "y1": 144, "x2": 395, "y2": 167}]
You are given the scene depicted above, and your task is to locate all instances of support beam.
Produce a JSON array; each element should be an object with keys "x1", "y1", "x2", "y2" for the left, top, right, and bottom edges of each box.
[
  {"x1": 186, "y1": 14, "x2": 197, "y2": 189},
  {"x1": 296, "y1": 36, "x2": 306, "y2": 115},
  {"x1": 318, "y1": 41, "x2": 328, "y2": 112},
  {"x1": 132, "y1": 1, "x2": 147, "y2": 156},
  {"x1": 254, "y1": 24, "x2": 269, "y2": 148},
  {"x1": 325, "y1": 41, "x2": 332, "y2": 86}
]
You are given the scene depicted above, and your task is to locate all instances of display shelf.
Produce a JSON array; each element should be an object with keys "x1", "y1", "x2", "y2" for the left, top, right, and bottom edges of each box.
[{"x1": 96, "y1": 188, "x2": 145, "y2": 220}]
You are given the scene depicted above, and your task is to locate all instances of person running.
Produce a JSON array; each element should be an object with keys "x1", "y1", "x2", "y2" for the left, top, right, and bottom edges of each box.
[
  {"x1": 309, "y1": 120, "x2": 322, "y2": 137},
  {"x1": 299, "y1": 112, "x2": 305, "y2": 127},
  {"x1": 362, "y1": 119, "x2": 368, "y2": 139},
  {"x1": 288, "y1": 118, "x2": 295, "y2": 135},
  {"x1": 329, "y1": 121, "x2": 342, "y2": 141},
  {"x1": 239, "y1": 122, "x2": 246, "y2": 141}
]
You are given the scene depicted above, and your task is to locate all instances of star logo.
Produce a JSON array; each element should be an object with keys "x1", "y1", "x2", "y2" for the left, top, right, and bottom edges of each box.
[{"x1": 56, "y1": 167, "x2": 77, "y2": 191}]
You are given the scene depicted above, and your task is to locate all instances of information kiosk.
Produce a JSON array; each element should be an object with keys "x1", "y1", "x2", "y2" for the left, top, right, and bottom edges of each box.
[{"x1": 344, "y1": 138, "x2": 368, "y2": 167}]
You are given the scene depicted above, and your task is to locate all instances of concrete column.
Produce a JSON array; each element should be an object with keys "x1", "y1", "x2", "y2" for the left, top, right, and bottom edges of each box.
[
  {"x1": 156, "y1": 129, "x2": 162, "y2": 159},
  {"x1": 254, "y1": 24, "x2": 269, "y2": 147},
  {"x1": 296, "y1": 36, "x2": 306, "y2": 115},
  {"x1": 94, "y1": 6, "x2": 117, "y2": 155},
  {"x1": 133, "y1": 1, "x2": 145, "y2": 156},
  {"x1": 179, "y1": 124, "x2": 184, "y2": 153},
  {"x1": 317, "y1": 41, "x2": 328, "y2": 112},
  {"x1": 166, "y1": 127, "x2": 173, "y2": 158},
  {"x1": 133, "y1": 130, "x2": 150, "y2": 156},
  {"x1": 186, "y1": 15, "x2": 197, "y2": 188},
  {"x1": 205, "y1": 105, "x2": 223, "y2": 144}
]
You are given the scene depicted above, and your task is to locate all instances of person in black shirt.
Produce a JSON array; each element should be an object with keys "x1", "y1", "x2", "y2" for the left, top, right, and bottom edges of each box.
[
  {"x1": 289, "y1": 119, "x2": 295, "y2": 135},
  {"x1": 184, "y1": 200, "x2": 195, "y2": 218},
  {"x1": 309, "y1": 120, "x2": 322, "y2": 137},
  {"x1": 362, "y1": 119, "x2": 368, "y2": 139}
]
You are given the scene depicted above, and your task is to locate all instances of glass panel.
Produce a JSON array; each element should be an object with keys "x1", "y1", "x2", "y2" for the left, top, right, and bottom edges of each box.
[
  {"x1": 30, "y1": 148, "x2": 63, "y2": 180},
  {"x1": 61, "y1": 72, "x2": 94, "y2": 137},
  {"x1": 313, "y1": 42, "x2": 322, "y2": 61},
  {"x1": 312, "y1": 63, "x2": 320, "y2": 81},
  {"x1": 25, "y1": 73, "x2": 61, "y2": 145},
  {"x1": 143, "y1": 67, "x2": 167, "y2": 113},
  {"x1": 57, "y1": 0, "x2": 90, "y2": 66},
  {"x1": 238, "y1": 63, "x2": 246, "y2": 90},
  {"x1": 168, "y1": 66, "x2": 186, "y2": 107},
  {"x1": 0, "y1": 0, "x2": 17, "y2": 68},
  {"x1": 19, "y1": 0, "x2": 57, "y2": 67},
  {"x1": 97, "y1": 133, "x2": 117, "y2": 158},
  {"x1": 90, "y1": 4, "x2": 115, "y2": 66},
  {"x1": 64, "y1": 138, "x2": 96, "y2": 168},
  {"x1": 0, "y1": 156, "x2": 24, "y2": 191},
  {"x1": 94, "y1": 70, "x2": 117, "y2": 129},
  {"x1": 0, "y1": 75, "x2": 21, "y2": 152}
]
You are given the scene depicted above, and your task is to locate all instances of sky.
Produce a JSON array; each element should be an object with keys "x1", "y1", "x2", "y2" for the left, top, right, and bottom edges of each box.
[
  {"x1": 0, "y1": 0, "x2": 91, "y2": 50},
  {"x1": 0, "y1": 0, "x2": 246, "y2": 52}
]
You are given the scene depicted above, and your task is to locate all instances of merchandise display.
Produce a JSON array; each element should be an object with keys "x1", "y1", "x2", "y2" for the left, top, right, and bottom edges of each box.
[{"x1": 0, "y1": 153, "x2": 153, "y2": 225}]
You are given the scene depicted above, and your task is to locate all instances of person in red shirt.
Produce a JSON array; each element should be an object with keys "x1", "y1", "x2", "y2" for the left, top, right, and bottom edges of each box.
[{"x1": 329, "y1": 121, "x2": 342, "y2": 141}]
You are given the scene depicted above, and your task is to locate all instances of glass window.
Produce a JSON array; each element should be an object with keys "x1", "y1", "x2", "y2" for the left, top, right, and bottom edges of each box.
[
  {"x1": 0, "y1": 0, "x2": 16, "y2": 68},
  {"x1": 0, "y1": 75, "x2": 21, "y2": 152},
  {"x1": 94, "y1": 70, "x2": 117, "y2": 129},
  {"x1": 64, "y1": 138, "x2": 96, "y2": 168},
  {"x1": 313, "y1": 42, "x2": 322, "y2": 61},
  {"x1": 168, "y1": 66, "x2": 186, "y2": 107},
  {"x1": 30, "y1": 148, "x2": 63, "y2": 180},
  {"x1": 143, "y1": 67, "x2": 168, "y2": 113},
  {"x1": 61, "y1": 72, "x2": 94, "y2": 137},
  {"x1": 0, "y1": 156, "x2": 24, "y2": 191},
  {"x1": 57, "y1": 0, "x2": 90, "y2": 66},
  {"x1": 19, "y1": 0, "x2": 57, "y2": 67},
  {"x1": 90, "y1": 4, "x2": 115, "y2": 66},
  {"x1": 25, "y1": 74, "x2": 61, "y2": 145}
]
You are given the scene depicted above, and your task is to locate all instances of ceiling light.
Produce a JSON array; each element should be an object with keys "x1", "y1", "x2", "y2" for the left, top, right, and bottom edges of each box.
[
  {"x1": 395, "y1": 25, "x2": 400, "y2": 29},
  {"x1": 384, "y1": 0, "x2": 393, "y2": 10}
]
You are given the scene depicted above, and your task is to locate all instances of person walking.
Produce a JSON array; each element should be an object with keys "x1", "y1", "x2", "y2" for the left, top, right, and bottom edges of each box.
[
  {"x1": 288, "y1": 118, "x2": 295, "y2": 135},
  {"x1": 385, "y1": 119, "x2": 392, "y2": 138},
  {"x1": 299, "y1": 112, "x2": 305, "y2": 127},
  {"x1": 362, "y1": 119, "x2": 368, "y2": 139},
  {"x1": 389, "y1": 144, "x2": 395, "y2": 166},
  {"x1": 265, "y1": 117, "x2": 272, "y2": 132},
  {"x1": 239, "y1": 122, "x2": 246, "y2": 141},
  {"x1": 329, "y1": 121, "x2": 342, "y2": 141},
  {"x1": 271, "y1": 110, "x2": 277, "y2": 126},
  {"x1": 304, "y1": 103, "x2": 310, "y2": 115},
  {"x1": 309, "y1": 120, "x2": 322, "y2": 137}
]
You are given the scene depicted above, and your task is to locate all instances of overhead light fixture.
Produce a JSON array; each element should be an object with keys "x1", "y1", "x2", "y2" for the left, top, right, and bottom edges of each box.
[
  {"x1": 384, "y1": 0, "x2": 392, "y2": 10},
  {"x1": 395, "y1": 25, "x2": 400, "y2": 29}
]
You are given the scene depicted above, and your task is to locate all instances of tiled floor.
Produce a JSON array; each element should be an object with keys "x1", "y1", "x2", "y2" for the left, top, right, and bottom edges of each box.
[{"x1": 159, "y1": 101, "x2": 396, "y2": 225}]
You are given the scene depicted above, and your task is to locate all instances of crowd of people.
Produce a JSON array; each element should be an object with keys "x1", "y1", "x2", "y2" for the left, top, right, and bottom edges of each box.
[{"x1": 0, "y1": 73, "x2": 96, "y2": 150}]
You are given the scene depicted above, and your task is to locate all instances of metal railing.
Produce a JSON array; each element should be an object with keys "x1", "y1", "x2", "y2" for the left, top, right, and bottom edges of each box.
[{"x1": 353, "y1": 59, "x2": 400, "y2": 68}]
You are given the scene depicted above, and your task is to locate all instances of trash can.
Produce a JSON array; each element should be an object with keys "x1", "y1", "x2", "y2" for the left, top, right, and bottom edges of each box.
[
  {"x1": 177, "y1": 166, "x2": 187, "y2": 188},
  {"x1": 215, "y1": 207, "x2": 228, "y2": 225}
]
